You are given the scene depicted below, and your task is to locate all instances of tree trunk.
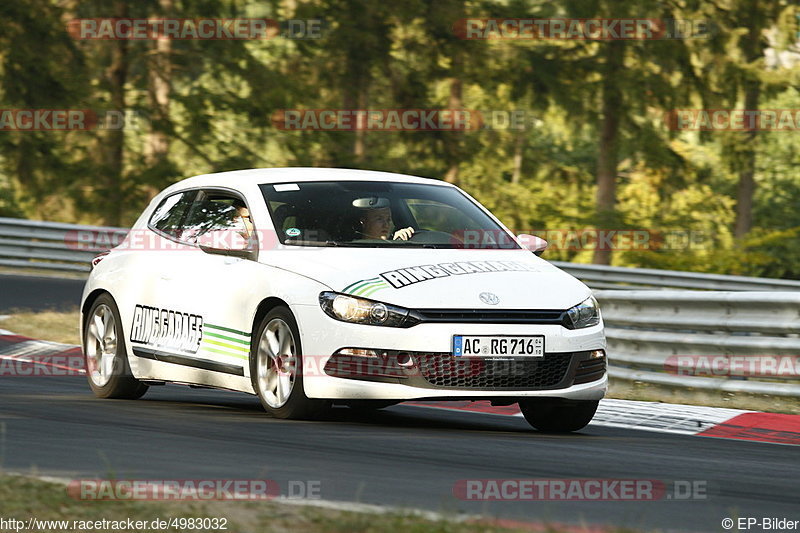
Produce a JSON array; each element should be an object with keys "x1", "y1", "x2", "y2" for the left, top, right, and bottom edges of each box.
[
  {"x1": 733, "y1": 7, "x2": 764, "y2": 240},
  {"x1": 343, "y1": 45, "x2": 368, "y2": 164},
  {"x1": 444, "y1": 55, "x2": 462, "y2": 184},
  {"x1": 511, "y1": 127, "x2": 526, "y2": 184},
  {"x1": 145, "y1": 0, "x2": 173, "y2": 178},
  {"x1": 353, "y1": 85, "x2": 367, "y2": 163},
  {"x1": 101, "y1": 1, "x2": 129, "y2": 226},
  {"x1": 734, "y1": 81, "x2": 759, "y2": 239},
  {"x1": 593, "y1": 41, "x2": 624, "y2": 265}
]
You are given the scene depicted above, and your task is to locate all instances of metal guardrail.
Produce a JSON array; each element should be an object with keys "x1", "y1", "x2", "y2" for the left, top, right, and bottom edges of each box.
[
  {"x1": 552, "y1": 261, "x2": 800, "y2": 291},
  {"x1": 596, "y1": 290, "x2": 800, "y2": 397},
  {"x1": 1, "y1": 218, "x2": 798, "y2": 396},
  {"x1": 0, "y1": 217, "x2": 126, "y2": 273},
  {"x1": 3, "y1": 217, "x2": 800, "y2": 290}
]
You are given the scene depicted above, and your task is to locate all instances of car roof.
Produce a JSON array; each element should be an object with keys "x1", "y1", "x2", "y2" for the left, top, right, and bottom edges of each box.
[{"x1": 163, "y1": 167, "x2": 453, "y2": 194}]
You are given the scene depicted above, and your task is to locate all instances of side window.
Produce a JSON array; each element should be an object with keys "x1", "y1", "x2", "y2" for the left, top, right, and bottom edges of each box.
[
  {"x1": 181, "y1": 191, "x2": 253, "y2": 243},
  {"x1": 148, "y1": 191, "x2": 195, "y2": 237}
]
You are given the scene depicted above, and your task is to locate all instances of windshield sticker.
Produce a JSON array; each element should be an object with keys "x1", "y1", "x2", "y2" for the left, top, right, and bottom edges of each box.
[
  {"x1": 343, "y1": 260, "x2": 538, "y2": 294},
  {"x1": 273, "y1": 183, "x2": 300, "y2": 192},
  {"x1": 285, "y1": 227, "x2": 301, "y2": 237},
  {"x1": 131, "y1": 305, "x2": 203, "y2": 354}
]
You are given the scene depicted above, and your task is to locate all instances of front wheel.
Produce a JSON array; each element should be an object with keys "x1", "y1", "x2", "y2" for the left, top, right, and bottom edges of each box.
[
  {"x1": 251, "y1": 306, "x2": 328, "y2": 419},
  {"x1": 519, "y1": 398, "x2": 599, "y2": 433},
  {"x1": 84, "y1": 294, "x2": 148, "y2": 399}
]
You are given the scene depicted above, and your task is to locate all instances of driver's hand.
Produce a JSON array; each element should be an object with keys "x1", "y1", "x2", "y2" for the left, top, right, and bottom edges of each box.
[{"x1": 392, "y1": 227, "x2": 415, "y2": 241}]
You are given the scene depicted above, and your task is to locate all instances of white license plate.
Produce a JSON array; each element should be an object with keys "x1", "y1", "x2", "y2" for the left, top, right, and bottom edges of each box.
[{"x1": 452, "y1": 335, "x2": 544, "y2": 358}]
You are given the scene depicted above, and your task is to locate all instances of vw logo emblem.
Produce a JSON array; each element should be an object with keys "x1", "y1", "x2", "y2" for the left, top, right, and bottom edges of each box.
[{"x1": 479, "y1": 292, "x2": 500, "y2": 305}]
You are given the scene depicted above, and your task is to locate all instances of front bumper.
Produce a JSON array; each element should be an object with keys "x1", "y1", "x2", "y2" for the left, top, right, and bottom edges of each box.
[{"x1": 292, "y1": 303, "x2": 608, "y2": 401}]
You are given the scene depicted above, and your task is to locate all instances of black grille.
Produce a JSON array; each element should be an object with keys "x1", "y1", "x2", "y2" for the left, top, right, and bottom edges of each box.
[
  {"x1": 410, "y1": 309, "x2": 565, "y2": 325},
  {"x1": 573, "y1": 357, "x2": 606, "y2": 384},
  {"x1": 413, "y1": 352, "x2": 573, "y2": 389}
]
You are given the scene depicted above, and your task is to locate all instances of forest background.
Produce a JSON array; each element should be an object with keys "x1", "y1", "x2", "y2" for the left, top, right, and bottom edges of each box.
[{"x1": 0, "y1": 0, "x2": 798, "y2": 277}]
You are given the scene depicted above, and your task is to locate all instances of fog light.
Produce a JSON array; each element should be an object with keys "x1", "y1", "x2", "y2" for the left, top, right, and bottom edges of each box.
[
  {"x1": 338, "y1": 348, "x2": 379, "y2": 357},
  {"x1": 589, "y1": 349, "x2": 605, "y2": 359},
  {"x1": 396, "y1": 353, "x2": 414, "y2": 367}
]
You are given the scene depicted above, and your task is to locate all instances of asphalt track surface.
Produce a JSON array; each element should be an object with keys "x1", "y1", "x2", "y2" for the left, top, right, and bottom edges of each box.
[
  {"x1": 1, "y1": 273, "x2": 798, "y2": 531},
  {"x1": 0, "y1": 273, "x2": 85, "y2": 312},
  {"x1": 2, "y1": 376, "x2": 797, "y2": 531}
]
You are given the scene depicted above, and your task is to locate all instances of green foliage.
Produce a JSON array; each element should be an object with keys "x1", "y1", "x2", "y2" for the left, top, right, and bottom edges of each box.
[{"x1": 0, "y1": 0, "x2": 798, "y2": 278}]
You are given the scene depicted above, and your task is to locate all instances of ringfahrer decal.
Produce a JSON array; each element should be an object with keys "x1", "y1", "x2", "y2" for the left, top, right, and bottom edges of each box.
[
  {"x1": 343, "y1": 260, "x2": 539, "y2": 294},
  {"x1": 130, "y1": 305, "x2": 203, "y2": 354}
]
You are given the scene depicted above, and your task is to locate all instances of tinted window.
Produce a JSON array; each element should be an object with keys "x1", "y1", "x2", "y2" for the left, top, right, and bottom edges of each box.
[
  {"x1": 259, "y1": 181, "x2": 518, "y2": 249},
  {"x1": 148, "y1": 191, "x2": 195, "y2": 237},
  {"x1": 180, "y1": 191, "x2": 252, "y2": 243}
]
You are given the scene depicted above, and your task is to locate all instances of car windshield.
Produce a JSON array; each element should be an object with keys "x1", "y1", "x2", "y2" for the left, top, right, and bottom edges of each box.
[{"x1": 259, "y1": 180, "x2": 520, "y2": 249}]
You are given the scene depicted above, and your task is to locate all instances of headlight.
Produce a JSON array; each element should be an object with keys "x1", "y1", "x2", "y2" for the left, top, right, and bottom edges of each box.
[
  {"x1": 564, "y1": 296, "x2": 601, "y2": 329},
  {"x1": 319, "y1": 292, "x2": 417, "y2": 327}
]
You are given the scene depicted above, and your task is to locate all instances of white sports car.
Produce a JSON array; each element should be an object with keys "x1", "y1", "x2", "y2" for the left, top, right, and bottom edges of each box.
[{"x1": 81, "y1": 168, "x2": 606, "y2": 432}]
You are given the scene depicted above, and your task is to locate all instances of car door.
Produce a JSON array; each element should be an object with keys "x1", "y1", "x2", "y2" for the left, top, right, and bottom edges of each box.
[
  {"x1": 146, "y1": 188, "x2": 263, "y2": 384},
  {"x1": 125, "y1": 189, "x2": 199, "y2": 361}
]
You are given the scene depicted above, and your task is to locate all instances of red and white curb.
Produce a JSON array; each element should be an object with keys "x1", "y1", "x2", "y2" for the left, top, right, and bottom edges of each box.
[
  {"x1": 2, "y1": 331, "x2": 798, "y2": 446},
  {"x1": 0, "y1": 331, "x2": 85, "y2": 374},
  {"x1": 409, "y1": 400, "x2": 800, "y2": 446}
]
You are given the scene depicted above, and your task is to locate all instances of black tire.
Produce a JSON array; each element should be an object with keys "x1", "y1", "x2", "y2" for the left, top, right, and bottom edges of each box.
[
  {"x1": 519, "y1": 398, "x2": 599, "y2": 433},
  {"x1": 250, "y1": 306, "x2": 328, "y2": 419},
  {"x1": 83, "y1": 294, "x2": 148, "y2": 399}
]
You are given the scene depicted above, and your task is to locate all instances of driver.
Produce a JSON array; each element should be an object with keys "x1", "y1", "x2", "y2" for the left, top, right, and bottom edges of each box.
[
  {"x1": 359, "y1": 206, "x2": 415, "y2": 241},
  {"x1": 233, "y1": 203, "x2": 255, "y2": 239}
]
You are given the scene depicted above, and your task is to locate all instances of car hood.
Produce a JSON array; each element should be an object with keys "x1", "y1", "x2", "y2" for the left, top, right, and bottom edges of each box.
[{"x1": 260, "y1": 248, "x2": 591, "y2": 310}]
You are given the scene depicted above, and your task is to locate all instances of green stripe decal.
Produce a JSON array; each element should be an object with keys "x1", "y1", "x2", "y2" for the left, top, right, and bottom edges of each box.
[
  {"x1": 202, "y1": 337, "x2": 249, "y2": 353},
  {"x1": 343, "y1": 278, "x2": 376, "y2": 293},
  {"x1": 355, "y1": 281, "x2": 389, "y2": 294},
  {"x1": 347, "y1": 280, "x2": 375, "y2": 294},
  {"x1": 359, "y1": 284, "x2": 390, "y2": 297},
  {"x1": 204, "y1": 331, "x2": 250, "y2": 346},
  {"x1": 343, "y1": 277, "x2": 385, "y2": 294},
  {"x1": 205, "y1": 323, "x2": 251, "y2": 337},
  {"x1": 202, "y1": 346, "x2": 249, "y2": 360}
]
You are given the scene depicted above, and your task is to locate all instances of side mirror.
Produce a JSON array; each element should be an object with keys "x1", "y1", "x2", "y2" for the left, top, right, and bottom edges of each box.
[
  {"x1": 199, "y1": 244, "x2": 257, "y2": 261},
  {"x1": 196, "y1": 230, "x2": 258, "y2": 261},
  {"x1": 517, "y1": 234, "x2": 548, "y2": 256}
]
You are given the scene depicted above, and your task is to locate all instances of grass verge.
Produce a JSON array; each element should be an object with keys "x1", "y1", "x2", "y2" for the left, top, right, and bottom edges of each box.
[
  {"x1": 0, "y1": 474, "x2": 579, "y2": 533},
  {"x1": 608, "y1": 379, "x2": 800, "y2": 415},
  {"x1": 0, "y1": 309, "x2": 81, "y2": 345}
]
